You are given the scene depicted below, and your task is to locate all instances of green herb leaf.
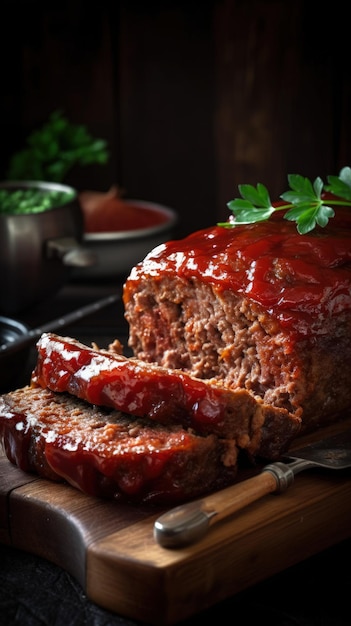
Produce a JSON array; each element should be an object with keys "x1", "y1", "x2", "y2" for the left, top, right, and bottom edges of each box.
[
  {"x1": 6, "y1": 110, "x2": 109, "y2": 183},
  {"x1": 284, "y1": 203, "x2": 335, "y2": 234},
  {"x1": 218, "y1": 183, "x2": 275, "y2": 227},
  {"x1": 281, "y1": 174, "x2": 324, "y2": 205},
  {"x1": 0, "y1": 188, "x2": 75, "y2": 215},
  {"x1": 220, "y1": 167, "x2": 351, "y2": 234},
  {"x1": 238, "y1": 182, "x2": 272, "y2": 207},
  {"x1": 325, "y1": 166, "x2": 351, "y2": 200}
]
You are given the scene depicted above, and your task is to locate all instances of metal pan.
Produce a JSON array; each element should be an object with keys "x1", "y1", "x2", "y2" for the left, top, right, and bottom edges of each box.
[{"x1": 0, "y1": 293, "x2": 119, "y2": 392}]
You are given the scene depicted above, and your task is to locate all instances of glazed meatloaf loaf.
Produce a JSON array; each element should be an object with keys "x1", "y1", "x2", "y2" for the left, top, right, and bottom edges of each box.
[
  {"x1": 123, "y1": 209, "x2": 351, "y2": 433},
  {"x1": 0, "y1": 385, "x2": 238, "y2": 504}
]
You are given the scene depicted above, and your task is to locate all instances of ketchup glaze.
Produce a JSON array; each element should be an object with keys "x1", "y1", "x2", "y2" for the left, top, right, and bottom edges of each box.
[{"x1": 126, "y1": 207, "x2": 351, "y2": 338}]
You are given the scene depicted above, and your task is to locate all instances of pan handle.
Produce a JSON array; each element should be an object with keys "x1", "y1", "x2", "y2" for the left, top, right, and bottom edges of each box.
[
  {"x1": 46, "y1": 237, "x2": 96, "y2": 267},
  {"x1": 0, "y1": 293, "x2": 119, "y2": 356}
]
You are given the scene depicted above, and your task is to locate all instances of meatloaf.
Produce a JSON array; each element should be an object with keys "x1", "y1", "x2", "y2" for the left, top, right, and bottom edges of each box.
[
  {"x1": 0, "y1": 385, "x2": 238, "y2": 504},
  {"x1": 31, "y1": 333, "x2": 300, "y2": 459},
  {"x1": 123, "y1": 210, "x2": 351, "y2": 432}
]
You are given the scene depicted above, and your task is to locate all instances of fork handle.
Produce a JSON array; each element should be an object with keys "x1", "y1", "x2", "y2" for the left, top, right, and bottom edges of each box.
[{"x1": 154, "y1": 462, "x2": 295, "y2": 548}]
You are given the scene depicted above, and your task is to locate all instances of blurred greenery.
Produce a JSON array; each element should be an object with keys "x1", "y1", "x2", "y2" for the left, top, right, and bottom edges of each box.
[{"x1": 6, "y1": 110, "x2": 109, "y2": 182}]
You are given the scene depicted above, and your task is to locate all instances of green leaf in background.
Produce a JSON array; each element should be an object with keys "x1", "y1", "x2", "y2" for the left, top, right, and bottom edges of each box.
[{"x1": 6, "y1": 110, "x2": 109, "y2": 183}]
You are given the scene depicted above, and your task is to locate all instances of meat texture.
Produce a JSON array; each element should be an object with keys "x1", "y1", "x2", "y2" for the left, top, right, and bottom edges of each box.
[
  {"x1": 123, "y1": 214, "x2": 351, "y2": 433},
  {"x1": 0, "y1": 386, "x2": 239, "y2": 504},
  {"x1": 31, "y1": 333, "x2": 301, "y2": 460},
  {"x1": 32, "y1": 333, "x2": 300, "y2": 459}
]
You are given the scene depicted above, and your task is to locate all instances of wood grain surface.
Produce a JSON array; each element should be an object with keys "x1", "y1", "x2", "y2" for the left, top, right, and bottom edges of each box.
[{"x1": 1, "y1": 419, "x2": 351, "y2": 625}]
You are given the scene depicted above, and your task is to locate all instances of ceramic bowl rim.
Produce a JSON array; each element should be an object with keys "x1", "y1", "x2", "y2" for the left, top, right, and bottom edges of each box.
[{"x1": 83, "y1": 199, "x2": 177, "y2": 242}]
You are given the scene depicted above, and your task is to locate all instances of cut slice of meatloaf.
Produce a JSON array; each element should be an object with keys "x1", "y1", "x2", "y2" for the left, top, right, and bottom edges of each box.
[
  {"x1": 0, "y1": 386, "x2": 238, "y2": 504},
  {"x1": 31, "y1": 333, "x2": 300, "y2": 460},
  {"x1": 123, "y1": 211, "x2": 351, "y2": 432}
]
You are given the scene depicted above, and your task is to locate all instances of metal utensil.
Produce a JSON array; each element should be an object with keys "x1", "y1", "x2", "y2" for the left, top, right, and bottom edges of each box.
[
  {"x1": 154, "y1": 429, "x2": 351, "y2": 549},
  {"x1": 0, "y1": 293, "x2": 119, "y2": 356}
]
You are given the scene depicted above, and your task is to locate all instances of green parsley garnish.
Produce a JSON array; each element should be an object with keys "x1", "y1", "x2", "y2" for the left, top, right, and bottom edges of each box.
[
  {"x1": 218, "y1": 166, "x2": 351, "y2": 234},
  {"x1": 6, "y1": 110, "x2": 109, "y2": 183},
  {"x1": 0, "y1": 188, "x2": 76, "y2": 215}
]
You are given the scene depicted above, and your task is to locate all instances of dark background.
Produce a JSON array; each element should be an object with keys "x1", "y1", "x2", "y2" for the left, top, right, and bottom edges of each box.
[
  {"x1": 1, "y1": 5, "x2": 351, "y2": 622},
  {"x1": 1, "y1": 0, "x2": 350, "y2": 237}
]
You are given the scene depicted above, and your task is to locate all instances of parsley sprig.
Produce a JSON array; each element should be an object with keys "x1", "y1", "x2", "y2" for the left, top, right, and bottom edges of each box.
[
  {"x1": 6, "y1": 110, "x2": 109, "y2": 183},
  {"x1": 218, "y1": 166, "x2": 351, "y2": 234}
]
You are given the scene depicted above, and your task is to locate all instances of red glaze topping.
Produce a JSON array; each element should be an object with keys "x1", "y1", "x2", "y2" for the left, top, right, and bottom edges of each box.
[
  {"x1": 126, "y1": 208, "x2": 351, "y2": 338},
  {"x1": 0, "y1": 388, "x2": 231, "y2": 504},
  {"x1": 31, "y1": 333, "x2": 247, "y2": 437}
]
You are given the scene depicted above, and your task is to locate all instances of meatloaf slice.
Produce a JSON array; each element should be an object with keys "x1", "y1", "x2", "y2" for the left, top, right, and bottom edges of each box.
[
  {"x1": 31, "y1": 333, "x2": 301, "y2": 459},
  {"x1": 123, "y1": 216, "x2": 351, "y2": 432},
  {"x1": 0, "y1": 386, "x2": 238, "y2": 504}
]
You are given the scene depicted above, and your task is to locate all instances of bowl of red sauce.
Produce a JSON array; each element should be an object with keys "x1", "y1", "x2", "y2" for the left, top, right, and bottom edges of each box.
[{"x1": 74, "y1": 187, "x2": 178, "y2": 279}]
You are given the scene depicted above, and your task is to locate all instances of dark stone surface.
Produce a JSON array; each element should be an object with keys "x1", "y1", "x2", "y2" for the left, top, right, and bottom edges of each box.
[{"x1": 0, "y1": 539, "x2": 350, "y2": 626}]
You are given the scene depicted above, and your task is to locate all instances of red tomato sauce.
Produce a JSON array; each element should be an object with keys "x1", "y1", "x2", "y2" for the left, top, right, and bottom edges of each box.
[{"x1": 82, "y1": 198, "x2": 170, "y2": 233}]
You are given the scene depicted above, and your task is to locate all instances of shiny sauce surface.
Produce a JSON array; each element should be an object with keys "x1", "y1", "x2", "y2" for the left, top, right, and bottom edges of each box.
[
  {"x1": 32, "y1": 333, "x2": 241, "y2": 436},
  {"x1": 83, "y1": 199, "x2": 169, "y2": 233},
  {"x1": 127, "y1": 209, "x2": 351, "y2": 338}
]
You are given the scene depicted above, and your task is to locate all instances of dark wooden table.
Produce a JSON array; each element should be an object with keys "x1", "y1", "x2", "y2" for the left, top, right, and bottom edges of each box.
[{"x1": 0, "y1": 279, "x2": 350, "y2": 626}]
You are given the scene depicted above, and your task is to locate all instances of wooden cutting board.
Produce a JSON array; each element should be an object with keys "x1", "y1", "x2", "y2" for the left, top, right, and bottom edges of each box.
[{"x1": 1, "y1": 419, "x2": 351, "y2": 625}]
